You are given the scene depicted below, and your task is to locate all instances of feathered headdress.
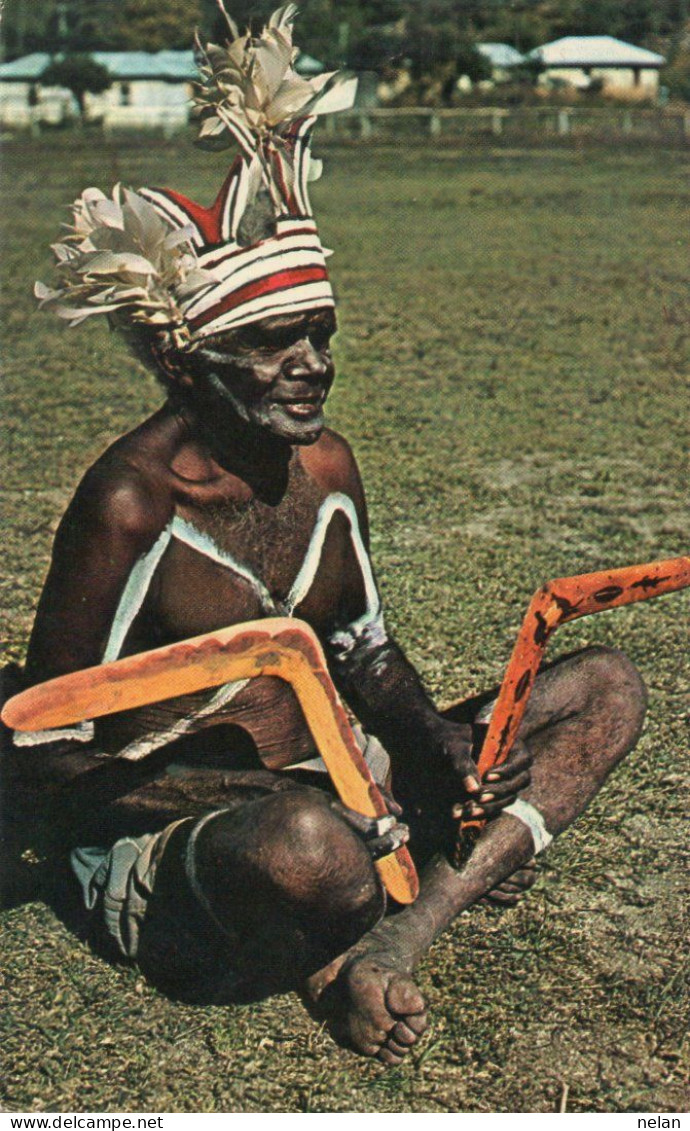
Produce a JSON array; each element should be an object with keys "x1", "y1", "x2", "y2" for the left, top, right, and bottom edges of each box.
[{"x1": 36, "y1": 3, "x2": 357, "y2": 348}]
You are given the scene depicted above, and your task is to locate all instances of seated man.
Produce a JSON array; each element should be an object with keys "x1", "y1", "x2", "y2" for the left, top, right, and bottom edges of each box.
[{"x1": 9, "y1": 8, "x2": 647, "y2": 1065}]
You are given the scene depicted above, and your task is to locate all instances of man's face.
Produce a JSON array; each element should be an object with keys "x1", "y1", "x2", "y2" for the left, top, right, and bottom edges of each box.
[{"x1": 190, "y1": 308, "x2": 336, "y2": 446}]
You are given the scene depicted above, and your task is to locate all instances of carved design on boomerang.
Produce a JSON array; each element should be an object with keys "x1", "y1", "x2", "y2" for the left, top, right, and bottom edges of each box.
[
  {"x1": 456, "y1": 555, "x2": 690, "y2": 864},
  {"x1": 2, "y1": 617, "x2": 419, "y2": 906}
]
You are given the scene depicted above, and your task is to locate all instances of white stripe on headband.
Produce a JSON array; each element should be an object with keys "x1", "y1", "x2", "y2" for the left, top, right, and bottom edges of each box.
[
  {"x1": 139, "y1": 188, "x2": 205, "y2": 247},
  {"x1": 195, "y1": 284, "x2": 334, "y2": 337},
  {"x1": 196, "y1": 220, "x2": 320, "y2": 270},
  {"x1": 225, "y1": 158, "x2": 256, "y2": 242},
  {"x1": 503, "y1": 798, "x2": 553, "y2": 855},
  {"x1": 222, "y1": 168, "x2": 241, "y2": 243},
  {"x1": 192, "y1": 232, "x2": 326, "y2": 290},
  {"x1": 220, "y1": 115, "x2": 258, "y2": 164},
  {"x1": 197, "y1": 282, "x2": 335, "y2": 335},
  {"x1": 183, "y1": 246, "x2": 330, "y2": 321},
  {"x1": 293, "y1": 117, "x2": 316, "y2": 216}
]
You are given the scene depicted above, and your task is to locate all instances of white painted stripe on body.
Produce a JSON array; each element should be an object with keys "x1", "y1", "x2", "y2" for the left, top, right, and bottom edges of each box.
[
  {"x1": 13, "y1": 720, "x2": 95, "y2": 747},
  {"x1": 103, "y1": 526, "x2": 173, "y2": 663},
  {"x1": 114, "y1": 676, "x2": 250, "y2": 762},
  {"x1": 14, "y1": 497, "x2": 378, "y2": 754},
  {"x1": 285, "y1": 493, "x2": 381, "y2": 626},
  {"x1": 170, "y1": 516, "x2": 276, "y2": 614}
]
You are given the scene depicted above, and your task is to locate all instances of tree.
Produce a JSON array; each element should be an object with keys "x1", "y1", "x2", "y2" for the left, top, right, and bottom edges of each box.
[
  {"x1": 114, "y1": 0, "x2": 203, "y2": 52},
  {"x1": 663, "y1": 45, "x2": 690, "y2": 100},
  {"x1": 455, "y1": 38, "x2": 492, "y2": 82},
  {"x1": 41, "y1": 54, "x2": 111, "y2": 119}
]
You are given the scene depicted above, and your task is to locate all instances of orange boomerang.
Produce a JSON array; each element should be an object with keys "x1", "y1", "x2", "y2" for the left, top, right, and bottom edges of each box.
[
  {"x1": 457, "y1": 555, "x2": 690, "y2": 860},
  {"x1": 2, "y1": 617, "x2": 419, "y2": 906}
]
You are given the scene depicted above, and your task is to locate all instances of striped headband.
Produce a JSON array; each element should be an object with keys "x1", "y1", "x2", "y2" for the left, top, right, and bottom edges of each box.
[
  {"x1": 34, "y1": 7, "x2": 357, "y2": 348},
  {"x1": 139, "y1": 117, "x2": 334, "y2": 341}
]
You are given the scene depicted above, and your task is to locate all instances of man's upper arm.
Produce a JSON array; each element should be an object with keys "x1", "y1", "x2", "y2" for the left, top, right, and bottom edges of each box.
[
  {"x1": 308, "y1": 428, "x2": 371, "y2": 543},
  {"x1": 25, "y1": 464, "x2": 171, "y2": 683},
  {"x1": 304, "y1": 429, "x2": 385, "y2": 645}
]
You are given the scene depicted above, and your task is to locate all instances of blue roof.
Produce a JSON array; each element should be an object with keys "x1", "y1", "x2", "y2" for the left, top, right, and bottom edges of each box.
[
  {"x1": 0, "y1": 53, "x2": 52, "y2": 80},
  {"x1": 0, "y1": 48, "x2": 325, "y2": 82},
  {"x1": 477, "y1": 43, "x2": 526, "y2": 68},
  {"x1": 0, "y1": 50, "x2": 199, "y2": 82},
  {"x1": 295, "y1": 52, "x2": 325, "y2": 75}
]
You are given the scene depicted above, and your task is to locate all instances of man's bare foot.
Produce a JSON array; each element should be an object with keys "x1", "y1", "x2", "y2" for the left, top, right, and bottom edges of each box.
[
  {"x1": 316, "y1": 953, "x2": 428, "y2": 1065},
  {"x1": 483, "y1": 857, "x2": 537, "y2": 907}
]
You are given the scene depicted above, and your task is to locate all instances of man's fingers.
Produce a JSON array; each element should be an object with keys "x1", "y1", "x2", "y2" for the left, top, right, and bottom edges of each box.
[
  {"x1": 485, "y1": 743, "x2": 533, "y2": 782},
  {"x1": 379, "y1": 786, "x2": 403, "y2": 817},
  {"x1": 467, "y1": 793, "x2": 527, "y2": 818},
  {"x1": 479, "y1": 770, "x2": 532, "y2": 802},
  {"x1": 463, "y1": 773, "x2": 481, "y2": 795},
  {"x1": 366, "y1": 824, "x2": 410, "y2": 860}
]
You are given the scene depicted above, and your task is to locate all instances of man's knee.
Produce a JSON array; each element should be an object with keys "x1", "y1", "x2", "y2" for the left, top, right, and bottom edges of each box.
[
  {"x1": 265, "y1": 790, "x2": 385, "y2": 916},
  {"x1": 194, "y1": 788, "x2": 385, "y2": 928},
  {"x1": 576, "y1": 645, "x2": 647, "y2": 743}
]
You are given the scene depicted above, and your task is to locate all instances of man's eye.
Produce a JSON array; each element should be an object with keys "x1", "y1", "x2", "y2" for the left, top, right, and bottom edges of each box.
[{"x1": 309, "y1": 330, "x2": 332, "y2": 351}]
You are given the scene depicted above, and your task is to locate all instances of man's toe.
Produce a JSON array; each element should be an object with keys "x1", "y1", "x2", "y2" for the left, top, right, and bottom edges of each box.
[
  {"x1": 392, "y1": 1020, "x2": 419, "y2": 1046},
  {"x1": 384, "y1": 1036, "x2": 411, "y2": 1057},
  {"x1": 386, "y1": 975, "x2": 426, "y2": 1017},
  {"x1": 378, "y1": 1046, "x2": 405, "y2": 1066}
]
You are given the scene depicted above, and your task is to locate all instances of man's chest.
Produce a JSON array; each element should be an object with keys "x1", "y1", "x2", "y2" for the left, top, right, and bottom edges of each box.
[
  {"x1": 117, "y1": 472, "x2": 367, "y2": 654},
  {"x1": 152, "y1": 503, "x2": 354, "y2": 637}
]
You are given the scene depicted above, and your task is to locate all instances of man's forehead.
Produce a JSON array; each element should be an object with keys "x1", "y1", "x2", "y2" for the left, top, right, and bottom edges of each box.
[
  {"x1": 258, "y1": 309, "x2": 336, "y2": 333},
  {"x1": 203, "y1": 308, "x2": 336, "y2": 351}
]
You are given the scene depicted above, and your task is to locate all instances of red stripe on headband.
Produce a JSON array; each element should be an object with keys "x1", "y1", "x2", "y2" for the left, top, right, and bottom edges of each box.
[
  {"x1": 188, "y1": 265, "x2": 329, "y2": 331},
  {"x1": 162, "y1": 159, "x2": 242, "y2": 245}
]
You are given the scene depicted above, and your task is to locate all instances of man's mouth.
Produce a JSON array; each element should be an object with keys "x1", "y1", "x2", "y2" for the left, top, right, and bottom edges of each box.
[{"x1": 272, "y1": 394, "x2": 325, "y2": 420}]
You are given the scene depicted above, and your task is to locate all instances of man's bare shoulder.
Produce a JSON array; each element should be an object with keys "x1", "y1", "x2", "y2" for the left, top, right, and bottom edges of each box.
[
  {"x1": 301, "y1": 428, "x2": 363, "y2": 498},
  {"x1": 63, "y1": 410, "x2": 180, "y2": 549}
]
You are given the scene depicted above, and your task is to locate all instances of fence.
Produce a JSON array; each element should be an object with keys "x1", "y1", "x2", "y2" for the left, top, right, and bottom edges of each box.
[
  {"x1": 2, "y1": 101, "x2": 688, "y2": 145},
  {"x1": 320, "y1": 105, "x2": 690, "y2": 145}
]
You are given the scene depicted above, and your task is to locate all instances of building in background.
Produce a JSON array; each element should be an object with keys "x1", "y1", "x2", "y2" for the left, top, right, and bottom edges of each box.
[
  {"x1": 529, "y1": 36, "x2": 665, "y2": 98},
  {"x1": 0, "y1": 49, "x2": 325, "y2": 129},
  {"x1": 476, "y1": 43, "x2": 526, "y2": 83}
]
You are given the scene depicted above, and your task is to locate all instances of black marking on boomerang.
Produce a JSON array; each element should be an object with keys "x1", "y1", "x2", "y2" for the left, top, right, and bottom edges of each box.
[
  {"x1": 552, "y1": 592, "x2": 583, "y2": 622},
  {"x1": 514, "y1": 669, "x2": 532, "y2": 701},
  {"x1": 593, "y1": 585, "x2": 624, "y2": 604},
  {"x1": 534, "y1": 610, "x2": 551, "y2": 645},
  {"x1": 497, "y1": 713, "x2": 514, "y2": 755},
  {"x1": 631, "y1": 574, "x2": 671, "y2": 591}
]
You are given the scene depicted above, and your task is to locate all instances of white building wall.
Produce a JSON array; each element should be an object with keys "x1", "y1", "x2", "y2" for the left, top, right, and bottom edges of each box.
[
  {"x1": 541, "y1": 64, "x2": 660, "y2": 97},
  {"x1": 85, "y1": 79, "x2": 192, "y2": 119},
  {"x1": 0, "y1": 76, "x2": 194, "y2": 126},
  {"x1": 0, "y1": 81, "x2": 75, "y2": 125}
]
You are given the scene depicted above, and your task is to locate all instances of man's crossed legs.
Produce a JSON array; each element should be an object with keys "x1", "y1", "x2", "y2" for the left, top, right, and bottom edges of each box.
[{"x1": 124, "y1": 645, "x2": 646, "y2": 1061}]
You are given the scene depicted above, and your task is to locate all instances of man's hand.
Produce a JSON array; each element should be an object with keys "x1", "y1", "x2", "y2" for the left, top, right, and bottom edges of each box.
[{"x1": 431, "y1": 719, "x2": 533, "y2": 818}]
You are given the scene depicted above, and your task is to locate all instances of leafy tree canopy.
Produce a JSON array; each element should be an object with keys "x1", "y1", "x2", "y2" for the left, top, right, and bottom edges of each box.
[
  {"x1": 41, "y1": 54, "x2": 111, "y2": 113},
  {"x1": 115, "y1": 0, "x2": 203, "y2": 52},
  {"x1": 2, "y1": 0, "x2": 688, "y2": 76}
]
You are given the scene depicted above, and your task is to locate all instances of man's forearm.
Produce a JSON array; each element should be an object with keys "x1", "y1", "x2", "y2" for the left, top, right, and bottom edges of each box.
[{"x1": 329, "y1": 634, "x2": 444, "y2": 763}]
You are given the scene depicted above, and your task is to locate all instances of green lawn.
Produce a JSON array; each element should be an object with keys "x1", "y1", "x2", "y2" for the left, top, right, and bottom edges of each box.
[{"x1": 1, "y1": 135, "x2": 688, "y2": 1113}]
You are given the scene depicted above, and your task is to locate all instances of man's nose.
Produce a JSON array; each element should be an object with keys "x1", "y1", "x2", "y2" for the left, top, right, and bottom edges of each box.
[{"x1": 284, "y1": 339, "x2": 328, "y2": 382}]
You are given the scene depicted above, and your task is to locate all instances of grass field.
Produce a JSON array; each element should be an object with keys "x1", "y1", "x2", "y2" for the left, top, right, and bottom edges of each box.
[{"x1": 1, "y1": 135, "x2": 688, "y2": 1113}]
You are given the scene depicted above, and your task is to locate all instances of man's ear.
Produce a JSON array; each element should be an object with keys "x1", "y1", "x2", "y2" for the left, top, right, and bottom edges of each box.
[{"x1": 151, "y1": 341, "x2": 195, "y2": 388}]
